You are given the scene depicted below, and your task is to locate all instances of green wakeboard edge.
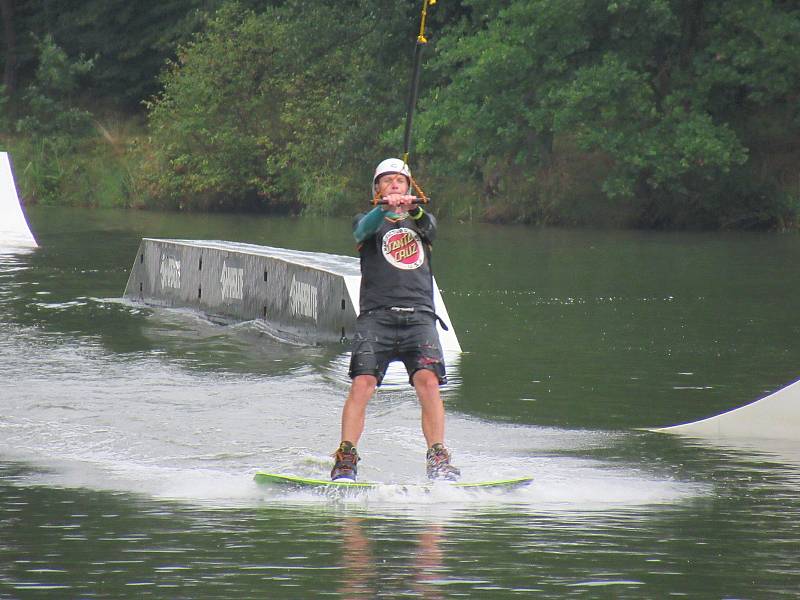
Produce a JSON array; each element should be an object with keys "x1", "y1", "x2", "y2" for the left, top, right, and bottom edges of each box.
[{"x1": 254, "y1": 471, "x2": 533, "y2": 491}]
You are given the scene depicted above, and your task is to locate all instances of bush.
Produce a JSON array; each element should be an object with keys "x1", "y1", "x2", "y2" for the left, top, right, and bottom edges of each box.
[
  {"x1": 2, "y1": 35, "x2": 142, "y2": 208},
  {"x1": 135, "y1": 2, "x2": 417, "y2": 213},
  {"x1": 411, "y1": 0, "x2": 800, "y2": 228},
  {"x1": 14, "y1": 35, "x2": 95, "y2": 139}
]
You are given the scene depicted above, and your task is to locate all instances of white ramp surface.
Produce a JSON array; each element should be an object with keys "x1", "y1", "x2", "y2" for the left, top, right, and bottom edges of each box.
[
  {"x1": 653, "y1": 377, "x2": 800, "y2": 440},
  {"x1": 0, "y1": 152, "x2": 37, "y2": 248}
]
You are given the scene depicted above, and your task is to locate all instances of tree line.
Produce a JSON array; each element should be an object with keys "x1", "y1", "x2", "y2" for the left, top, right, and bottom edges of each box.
[{"x1": 1, "y1": 0, "x2": 798, "y2": 229}]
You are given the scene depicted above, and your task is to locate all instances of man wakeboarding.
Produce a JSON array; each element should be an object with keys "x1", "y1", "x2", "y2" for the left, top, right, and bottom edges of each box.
[{"x1": 331, "y1": 158, "x2": 460, "y2": 482}]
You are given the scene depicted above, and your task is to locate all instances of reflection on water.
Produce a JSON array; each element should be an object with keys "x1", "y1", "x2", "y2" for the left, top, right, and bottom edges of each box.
[
  {"x1": 338, "y1": 517, "x2": 446, "y2": 599},
  {"x1": 338, "y1": 517, "x2": 378, "y2": 598}
]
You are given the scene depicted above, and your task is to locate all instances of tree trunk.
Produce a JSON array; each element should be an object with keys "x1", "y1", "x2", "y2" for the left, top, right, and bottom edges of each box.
[{"x1": 1, "y1": 0, "x2": 17, "y2": 94}]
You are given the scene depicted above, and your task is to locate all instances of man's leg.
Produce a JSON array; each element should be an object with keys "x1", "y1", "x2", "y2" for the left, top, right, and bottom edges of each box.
[
  {"x1": 412, "y1": 369, "x2": 445, "y2": 447},
  {"x1": 332, "y1": 374, "x2": 378, "y2": 481},
  {"x1": 413, "y1": 368, "x2": 460, "y2": 480},
  {"x1": 340, "y1": 374, "x2": 378, "y2": 446}
]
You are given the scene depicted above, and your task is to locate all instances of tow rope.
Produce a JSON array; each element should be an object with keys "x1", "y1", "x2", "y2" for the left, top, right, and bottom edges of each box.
[
  {"x1": 374, "y1": 0, "x2": 437, "y2": 208},
  {"x1": 402, "y1": 0, "x2": 436, "y2": 167}
]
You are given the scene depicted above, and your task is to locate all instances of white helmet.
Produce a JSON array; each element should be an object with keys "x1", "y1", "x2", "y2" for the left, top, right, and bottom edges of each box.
[{"x1": 373, "y1": 158, "x2": 411, "y2": 189}]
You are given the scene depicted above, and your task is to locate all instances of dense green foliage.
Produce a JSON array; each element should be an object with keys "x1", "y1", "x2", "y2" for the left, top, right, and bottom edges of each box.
[
  {"x1": 137, "y1": 2, "x2": 417, "y2": 212},
  {"x1": 1, "y1": 33, "x2": 135, "y2": 207},
  {"x1": 1, "y1": 0, "x2": 799, "y2": 228},
  {"x1": 4, "y1": 0, "x2": 222, "y2": 108},
  {"x1": 413, "y1": 0, "x2": 800, "y2": 227},
  {"x1": 0, "y1": 0, "x2": 218, "y2": 206}
]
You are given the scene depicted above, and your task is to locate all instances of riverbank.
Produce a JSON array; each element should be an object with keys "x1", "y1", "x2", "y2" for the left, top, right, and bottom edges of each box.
[
  {"x1": 4, "y1": 120, "x2": 798, "y2": 231},
  {"x1": 0, "y1": 115, "x2": 145, "y2": 210}
]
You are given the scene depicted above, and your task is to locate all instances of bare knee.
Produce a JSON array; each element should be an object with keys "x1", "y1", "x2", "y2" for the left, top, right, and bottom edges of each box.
[
  {"x1": 413, "y1": 369, "x2": 440, "y2": 396},
  {"x1": 351, "y1": 374, "x2": 378, "y2": 400}
]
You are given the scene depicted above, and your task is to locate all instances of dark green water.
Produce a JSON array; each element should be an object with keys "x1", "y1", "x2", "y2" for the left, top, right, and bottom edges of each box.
[{"x1": 1, "y1": 206, "x2": 799, "y2": 598}]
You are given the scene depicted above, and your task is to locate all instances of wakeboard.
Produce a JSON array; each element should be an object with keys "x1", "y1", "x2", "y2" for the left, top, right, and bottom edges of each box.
[{"x1": 254, "y1": 471, "x2": 533, "y2": 491}]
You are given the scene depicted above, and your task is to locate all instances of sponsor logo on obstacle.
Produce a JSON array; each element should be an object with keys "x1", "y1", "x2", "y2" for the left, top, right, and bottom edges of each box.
[
  {"x1": 381, "y1": 227, "x2": 424, "y2": 270},
  {"x1": 290, "y1": 275, "x2": 318, "y2": 322},
  {"x1": 220, "y1": 261, "x2": 244, "y2": 301},
  {"x1": 159, "y1": 255, "x2": 181, "y2": 290}
]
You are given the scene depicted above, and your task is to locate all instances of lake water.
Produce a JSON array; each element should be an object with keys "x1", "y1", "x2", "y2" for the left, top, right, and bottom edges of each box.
[{"x1": 1, "y1": 206, "x2": 799, "y2": 598}]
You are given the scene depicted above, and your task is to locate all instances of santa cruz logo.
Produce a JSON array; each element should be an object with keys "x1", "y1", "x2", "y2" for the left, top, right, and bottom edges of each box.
[{"x1": 381, "y1": 227, "x2": 424, "y2": 270}]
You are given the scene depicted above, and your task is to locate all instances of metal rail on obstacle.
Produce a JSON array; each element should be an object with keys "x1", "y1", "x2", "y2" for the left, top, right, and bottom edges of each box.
[{"x1": 123, "y1": 238, "x2": 461, "y2": 353}]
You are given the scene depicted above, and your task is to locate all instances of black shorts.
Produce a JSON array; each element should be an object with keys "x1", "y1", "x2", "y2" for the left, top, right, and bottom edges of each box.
[{"x1": 348, "y1": 309, "x2": 447, "y2": 386}]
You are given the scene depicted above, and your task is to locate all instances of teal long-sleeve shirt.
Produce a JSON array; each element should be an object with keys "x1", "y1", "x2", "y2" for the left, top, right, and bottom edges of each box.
[
  {"x1": 353, "y1": 206, "x2": 434, "y2": 244},
  {"x1": 353, "y1": 206, "x2": 386, "y2": 243}
]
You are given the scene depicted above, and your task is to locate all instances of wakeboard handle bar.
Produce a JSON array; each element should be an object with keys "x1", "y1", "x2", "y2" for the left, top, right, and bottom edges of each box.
[{"x1": 376, "y1": 197, "x2": 429, "y2": 206}]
